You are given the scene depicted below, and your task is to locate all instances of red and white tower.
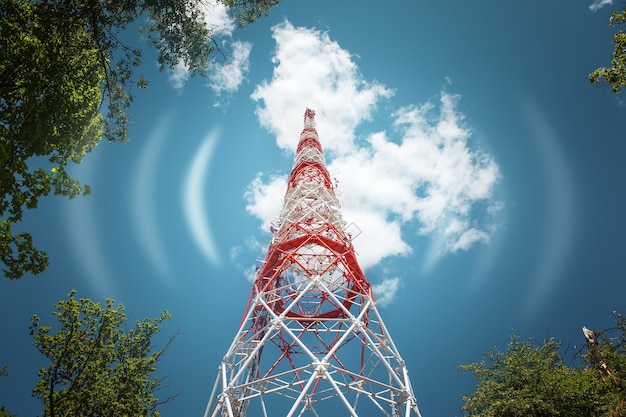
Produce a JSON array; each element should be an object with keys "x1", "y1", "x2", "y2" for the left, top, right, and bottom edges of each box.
[{"x1": 205, "y1": 109, "x2": 423, "y2": 417}]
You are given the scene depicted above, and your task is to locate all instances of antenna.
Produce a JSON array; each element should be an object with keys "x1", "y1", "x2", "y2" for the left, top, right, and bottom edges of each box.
[{"x1": 204, "y1": 109, "x2": 423, "y2": 417}]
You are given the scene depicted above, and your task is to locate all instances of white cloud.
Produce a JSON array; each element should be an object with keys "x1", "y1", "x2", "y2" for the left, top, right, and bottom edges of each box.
[
  {"x1": 342, "y1": 208, "x2": 410, "y2": 270},
  {"x1": 166, "y1": 1, "x2": 251, "y2": 97},
  {"x1": 251, "y1": 21, "x2": 393, "y2": 155},
  {"x1": 372, "y1": 278, "x2": 400, "y2": 307},
  {"x1": 445, "y1": 220, "x2": 489, "y2": 252},
  {"x1": 328, "y1": 94, "x2": 501, "y2": 264},
  {"x1": 589, "y1": 0, "x2": 614, "y2": 12},
  {"x1": 208, "y1": 40, "x2": 252, "y2": 102},
  {"x1": 167, "y1": 61, "x2": 190, "y2": 93},
  {"x1": 229, "y1": 237, "x2": 267, "y2": 282},
  {"x1": 246, "y1": 20, "x2": 502, "y2": 275},
  {"x1": 201, "y1": 1, "x2": 236, "y2": 36},
  {"x1": 244, "y1": 174, "x2": 287, "y2": 227}
]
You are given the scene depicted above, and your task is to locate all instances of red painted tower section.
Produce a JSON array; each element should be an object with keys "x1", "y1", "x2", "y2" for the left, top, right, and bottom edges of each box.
[{"x1": 204, "y1": 109, "x2": 423, "y2": 417}]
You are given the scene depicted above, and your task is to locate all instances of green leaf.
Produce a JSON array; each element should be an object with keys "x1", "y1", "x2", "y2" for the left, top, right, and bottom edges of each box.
[{"x1": 30, "y1": 291, "x2": 178, "y2": 416}]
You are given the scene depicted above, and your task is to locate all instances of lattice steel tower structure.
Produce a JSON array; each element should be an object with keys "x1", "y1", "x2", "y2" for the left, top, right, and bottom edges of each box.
[{"x1": 204, "y1": 109, "x2": 423, "y2": 417}]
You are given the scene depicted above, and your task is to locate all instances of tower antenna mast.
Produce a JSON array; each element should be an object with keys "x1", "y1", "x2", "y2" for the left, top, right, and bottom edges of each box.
[{"x1": 204, "y1": 109, "x2": 423, "y2": 417}]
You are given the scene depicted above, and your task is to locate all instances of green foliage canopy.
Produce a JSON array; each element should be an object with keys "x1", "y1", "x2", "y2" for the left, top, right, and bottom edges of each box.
[
  {"x1": 30, "y1": 290, "x2": 176, "y2": 417},
  {"x1": 583, "y1": 312, "x2": 626, "y2": 416},
  {"x1": 460, "y1": 313, "x2": 626, "y2": 417},
  {"x1": 0, "y1": 407, "x2": 17, "y2": 417},
  {"x1": 460, "y1": 335, "x2": 606, "y2": 417},
  {"x1": 589, "y1": 8, "x2": 626, "y2": 93},
  {"x1": 0, "y1": 0, "x2": 279, "y2": 280},
  {"x1": 0, "y1": 365, "x2": 17, "y2": 417}
]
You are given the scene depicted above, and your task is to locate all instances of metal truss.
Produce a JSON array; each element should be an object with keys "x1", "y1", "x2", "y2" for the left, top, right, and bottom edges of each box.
[{"x1": 204, "y1": 109, "x2": 423, "y2": 417}]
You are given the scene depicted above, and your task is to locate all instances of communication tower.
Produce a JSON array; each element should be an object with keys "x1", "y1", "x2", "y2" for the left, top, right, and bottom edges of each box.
[{"x1": 204, "y1": 109, "x2": 423, "y2": 417}]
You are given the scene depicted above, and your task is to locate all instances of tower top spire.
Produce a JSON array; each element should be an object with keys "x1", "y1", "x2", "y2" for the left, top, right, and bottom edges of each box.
[{"x1": 304, "y1": 108, "x2": 316, "y2": 128}]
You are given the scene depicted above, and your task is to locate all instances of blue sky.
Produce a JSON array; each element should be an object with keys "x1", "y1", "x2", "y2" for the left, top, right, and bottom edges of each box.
[{"x1": 1, "y1": 1, "x2": 625, "y2": 416}]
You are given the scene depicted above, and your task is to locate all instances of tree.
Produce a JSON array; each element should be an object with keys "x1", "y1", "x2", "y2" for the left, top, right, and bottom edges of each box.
[
  {"x1": 0, "y1": 407, "x2": 17, "y2": 417},
  {"x1": 30, "y1": 290, "x2": 177, "y2": 417},
  {"x1": 583, "y1": 312, "x2": 626, "y2": 416},
  {"x1": 224, "y1": 0, "x2": 282, "y2": 27},
  {"x1": 589, "y1": 7, "x2": 626, "y2": 93},
  {"x1": 0, "y1": 404, "x2": 16, "y2": 416},
  {"x1": 0, "y1": 0, "x2": 280, "y2": 280},
  {"x1": 459, "y1": 334, "x2": 607, "y2": 416},
  {"x1": 0, "y1": 365, "x2": 18, "y2": 417},
  {"x1": 460, "y1": 313, "x2": 626, "y2": 417}
]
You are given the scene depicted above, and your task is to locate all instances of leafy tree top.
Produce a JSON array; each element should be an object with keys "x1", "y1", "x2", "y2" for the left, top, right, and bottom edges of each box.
[
  {"x1": 460, "y1": 313, "x2": 626, "y2": 417},
  {"x1": 30, "y1": 290, "x2": 177, "y2": 417},
  {"x1": 589, "y1": 7, "x2": 626, "y2": 93},
  {"x1": 0, "y1": 0, "x2": 279, "y2": 279}
]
